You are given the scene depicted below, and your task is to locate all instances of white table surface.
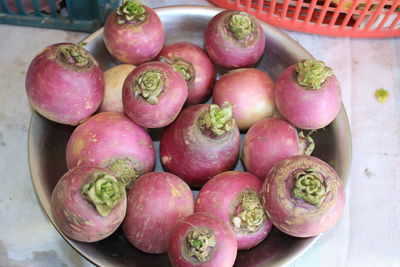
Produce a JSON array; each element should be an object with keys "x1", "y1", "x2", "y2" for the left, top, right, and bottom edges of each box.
[{"x1": 0, "y1": 0, "x2": 399, "y2": 266}]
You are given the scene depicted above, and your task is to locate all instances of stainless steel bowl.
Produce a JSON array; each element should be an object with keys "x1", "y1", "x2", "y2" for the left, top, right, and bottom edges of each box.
[{"x1": 28, "y1": 5, "x2": 352, "y2": 267}]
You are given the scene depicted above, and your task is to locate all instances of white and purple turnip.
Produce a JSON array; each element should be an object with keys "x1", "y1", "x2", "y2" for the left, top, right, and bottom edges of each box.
[
  {"x1": 51, "y1": 165, "x2": 127, "y2": 242},
  {"x1": 122, "y1": 172, "x2": 194, "y2": 254},
  {"x1": 66, "y1": 112, "x2": 155, "y2": 189},
  {"x1": 103, "y1": 0, "x2": 165, "y2": 64},
  {"x1": 275, "y1": 59, "x2": 342, "y2": 129},
  {"x1": 242, "y1": 118, "x2": 314, "y2": 180},
  {"x1": 262, "y1": 155, "x2": 345, "y2": 237},
  {"x1": 204, "y1": 10, "x2": 265, "y2": 69},
  {"x1": 195, "y1": 171, "x2": 272, "y2": 250},
  {"x1": 213, "y1": 68, "x2": 275, "y2": 130},
  {"x1": 160, "y1": 102, "x2": 240, "y2": 187},
  {"x1": 122, "y1": 61, "x2": 188, "y2": 128},
  {"x1": 158, "y1": 42, "x2": 216, "y2": 105},
  {"x1": 99, "y1": 64, "x2": 136, "y2": 113},
  {"x1": 25, "y1": 42, "x2": 104, "y2": 125},
  {"x1": 168, "y1": 212, "x2": 237, "y2": 267}
]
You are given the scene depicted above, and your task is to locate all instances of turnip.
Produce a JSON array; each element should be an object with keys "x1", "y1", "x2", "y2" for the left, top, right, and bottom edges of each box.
[
  {"x1": 168, "y1": 212, "x2": 237, "y2": 267},
  {"x1": 51, "y1": 165, "x2": 126, "y2": 242},
  {"x1": 103, "y1": 0, "x2": 165, "y2": 64},
  {"x1": 195, "y1": 171, "x2": 272, "y2": 250},
  {"x1": 122, "y1": 61, "x2": 188, "y2": 128},
  {"x1": 204, "y1": 10, "x2": 265, "y2": 69},
  {"x1": 122, "y1": 172, "x2": 194, "y2": 254},
  {"x1": 242, "y1": 118, "x2": 314, "y2": 180},
  {"x1": 99, "y1": 64, "x2": 136, "y2": 113},
  {"x1": 275, "y1": 59, "x2": 342, "y2": 129},
  {"x1": 25, "y1": 42, "x2": 104, "y2": 125},
  {"x1": 160, "y1": 102, "x2": 240, "y2": 187},
  {"x1": 66, "y1": 112, "x2": 155, "y2": 189},
  {"x1": 262, "y1": 155, "x2": 345, "y2": 237},
  {"x1": 158, "y1": 42, "x2": 216, "y2": 105},
  {"x1": 213, "y1": 68, "x2": 275, "y2": 130}
]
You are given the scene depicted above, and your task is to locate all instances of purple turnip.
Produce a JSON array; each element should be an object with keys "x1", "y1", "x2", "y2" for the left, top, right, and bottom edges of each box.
[
  {"x1": 168, "y1": 212, "x2": 237, "y2": 267},
  {"x1": 213, "y1": 68, "x2": 275, "y2": 130},
  {"x1": 66, "y1": 112, "x2": 155, "y2": 189},
  {"x1": 103, "y1": 0, "x2": 165, "y2": 64},
  {"x1": 25, "y1": 42, "x2": 104, "y2": 125},
  {"x1": 195, "y1": 171, "x2": 272, "y2": 250},
  {"x1": 204, "y1": 10, "x2": 265, "y2": 69},
  {"x1": 99, "y1": 64, "x2": 136, "y2": 113},
  {"x1": 275, "y1": 59, "x2": 342, "y2": 129},
  {"x1": 242, "y1": 118, "x2": 314, "y2": 180},
  {"x1": 262, "y1": 155, "x2": 345, "y2": 237},
  {"x1": 158, "y1": 42, "x2": 216, "y2": 105},
  {"x1": 51, "y1": 165, "x2": 126, "y2": 242},
  {"x1": 160, "y1": 102, "x2": 240, "y2": 187},
  {"x1": 122, "y1": 172, "x2": 194, "y2": 254},
  {"x1": 122, "y1": 61, "x2": 188, "y2": 128}
]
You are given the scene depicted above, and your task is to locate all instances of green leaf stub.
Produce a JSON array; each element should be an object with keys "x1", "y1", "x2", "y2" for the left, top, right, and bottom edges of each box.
[
  {"x1": 292, "y1": 168, "x2": 329, "y2": 207},
  {"x1": 82, "y1": 172, "x2": 124, "y2": 217},
  {"x1": 132, "y1": 70, "x2": 165, "y2": 104},
  {"x1": 116, "y1": 0, "x2": 147, "y2": 25},
  {"x1": 200, "y1": 102, "x2": 235, "y2": 136},
  {"x1": 228, "y1": 11, "x2": 255, "y2": 40},
  {"x1": 186, "y1": 228, "x2": 216, "y2": 263},
  {"x1": 295, "y1": 59, "x2": 334, "y2": 90}
]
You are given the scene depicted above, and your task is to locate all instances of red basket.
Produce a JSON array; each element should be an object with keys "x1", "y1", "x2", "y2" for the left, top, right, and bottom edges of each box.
[{"x1": 208, "y1": 0, "x2": 400, "y2": 38}]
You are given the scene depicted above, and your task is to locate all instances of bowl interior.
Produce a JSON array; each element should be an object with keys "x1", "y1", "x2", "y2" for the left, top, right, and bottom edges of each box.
[{"x1": 28, "y1": 5, "x2": 351, "y2": 267}]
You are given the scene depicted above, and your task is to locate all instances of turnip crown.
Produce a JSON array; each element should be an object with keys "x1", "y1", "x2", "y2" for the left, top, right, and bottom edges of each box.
[
  {"x1": 228, "y1": 12, "x2": 255, "y2": 40},
  {"x1": 116, "y1": 0, "x2": 147, "y2": 25},
  {"x1": 132, "y1": 70, "x2": 165, "y2": 104},
  {"x1": 291, "y1": 168, "x2": 330, "y2": 208},
  {"x1": 185, "y1": 228, "x2": 216, "y2": 263},
  {"x1": 295, "y1": 59, "x2": 333, "y2": 90},
  {"x1": 82, "y1": 172, "x2": 125, "y2": 217}
]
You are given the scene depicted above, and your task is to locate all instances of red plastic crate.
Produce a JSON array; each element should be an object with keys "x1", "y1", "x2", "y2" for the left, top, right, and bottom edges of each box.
[{"x1": 208, "y1": 0, "x2": 400, "y2": 38}]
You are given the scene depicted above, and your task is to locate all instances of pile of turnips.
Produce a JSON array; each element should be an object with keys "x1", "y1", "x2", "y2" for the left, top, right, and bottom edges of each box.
[{"x1": 25, "y1": 0, "x2": 345, "y2": 266}]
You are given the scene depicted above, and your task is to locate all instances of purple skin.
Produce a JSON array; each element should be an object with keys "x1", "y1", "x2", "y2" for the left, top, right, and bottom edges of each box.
[
  {"x1": 160, "y1": 104, "x2": 240, "y2": 187},
  {"x1": 122, "y1": 61, "x2": 188, "y2": 128},
  {"x1": 195, "y1": 171, "x2": 272, "y2": 250},
  {"x1": 204, "y1": 10, "x2": 265, "y2": 69},
  {"x1": 168, "y1": 212, "x2": 237, "y2": 267},
  {"x1": 262, "y1": 155, "x2": 345, "y2": 237},
  {"x1": 275, "y1": 64, "x2": 342, "y2": 130},
  {"x1": 25, "y1": 43, "x2": 104, "y2": 125},
  {"x1": 51, "y1": 166, "x2": 127, "y2": 242},
  {"x1": 103, "y1": 6, "x2": 165, "y2": 64},
  {"x1": 213, "y1": 68, "x2": 275, "y2": 130},
  {"x1": 242, "y1": 118, "x2": 314, "y2": 180},
  {"x1": 66, "y1": 112, "x2": 155, "y2": 188},
  {"x1": 122, "y1": 172, "x2": 194, "y2": 254},
  {"x1": 158, "y1": 42, "x2": 216, "y2": 105}
]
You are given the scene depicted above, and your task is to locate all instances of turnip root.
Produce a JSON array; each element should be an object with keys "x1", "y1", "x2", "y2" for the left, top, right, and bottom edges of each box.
[
  {"x1": 262, "y1": 155, "x2": 345, "y2": 237},
  {"x1": 51, "y1": 166, "x2": 126, "y2": 242},
  {"x1": 66, "y1": 112, "x2": 155, "y2": 189},
  {"x1": 213, "y1": 68, "x2": 275, "y2": 130},
  {"x1": 122, "y1": 172, "x2": 194, "y2": 254},
  {"x1": 204, "y1": 10, "x2": 265, "y2": 69},
  {"x1": 122, "y1": 61, "x2": 188, "y2": 128},
  {"x1": 160, "y1": 102, "x2": 240, "y2": 187},
  {"x1": 25, "y1": 42, "x2": 104, "y2": 125},
  {"x1": 168, "y1": 212, "x2": 237, "y2": 267},
  {"x1": 103, "y1": 0, "x2": 165, "y2": 64},
  {"x1": 275, "y1": 59, "x2": 342, "y2": 129},
  {"x1": 158, "y1": 42, "x2": 216, "y2": 105},
  {"x1": 195, "y1": 171, "x2": 272, "y2": 250},
  {"x1": 242, "y1": 118, "x2": 314, "y2": 180},
  {"x1": 99, "y1": 64, "x2": 136, "y2": 113}
]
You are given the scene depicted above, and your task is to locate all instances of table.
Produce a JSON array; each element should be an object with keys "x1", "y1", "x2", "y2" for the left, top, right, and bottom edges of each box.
[{"x1": 0, "y1": 0, "x2": 399, "y2": 266}]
